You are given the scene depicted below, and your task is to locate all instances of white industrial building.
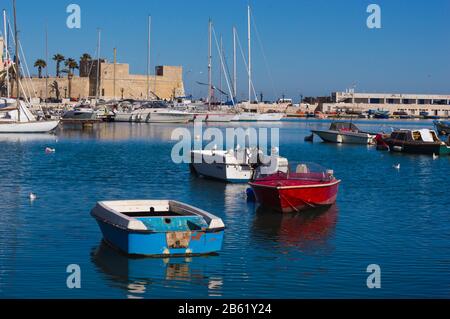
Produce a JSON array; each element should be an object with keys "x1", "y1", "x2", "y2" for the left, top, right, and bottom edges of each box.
[{"x1": 321, "y1": 91, "x2": 450, "y2": 117}]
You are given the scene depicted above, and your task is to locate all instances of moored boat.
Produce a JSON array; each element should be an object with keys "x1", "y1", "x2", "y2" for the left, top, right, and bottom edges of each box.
[
  {"x1": 190, "y1": 148, "x2": 289, "y2": 183},
  {"x1": 91, "y1": 200, "x2": 225, "y2": 257},
  {"x1": 0, "y1": 100, "x2": 59, "y2": 133},
  {"x1": 61, "y1": 107, "x2": 97, "y2": 121},
  {"x1": 249, "y1": 163, "x2": 341, "y2": 213},
  {"x1": 114, "y1": 101, "x2": 193, "y2": 123},
  {"x1": 311, "y1": 122, "x2": 375, "y2": 145},
  {"x1": 382, "y1": 129, "x2": 450, "y2": 155},
  {"x1": 232, "y1": 112, "x2": 284, "y2": 122},
  {"x1": 434, "y1": 120, "x2": 450, "y2": 135}
]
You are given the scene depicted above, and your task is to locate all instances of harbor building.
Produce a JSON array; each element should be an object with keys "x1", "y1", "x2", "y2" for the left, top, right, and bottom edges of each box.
[
  {"x1": 321, "y1": 91, "x2": 450, "y2": 117},
  {"x1": 8, "y1": 56, "x2": 185, "y2": 101}
]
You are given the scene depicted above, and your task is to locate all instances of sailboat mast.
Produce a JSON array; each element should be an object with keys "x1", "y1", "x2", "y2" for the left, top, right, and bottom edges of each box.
[
  {"x1": 3, "y1": 10, "x2": 9, "y2": 98},
  {"x1": 113, "y1": 48, "x2": 116, "y2": 99},
  {"x1": 146, "y1": 15, "x2": 151, "y2": 100},
  {"x1": 208, "y1": 19, "x2": 212, "y2": 110},
  {"x1": 95, "y1": 28, "x2": 101, "y2": 102},
  {"x1": 233, "y1": 26, "x2": 237, "y2": 101},
  {"x1": 45, "y1": 24, "x2": 48, "y2": 106},
  {"x1": 13, "y1": 0, "x2": 20, "y2": 121},
  {"x1": 219, "y1": 35, "x2": 223, "y2": 104},
  {"x1": 247, "y1": 5, "x2": 251, "y2": 103}
]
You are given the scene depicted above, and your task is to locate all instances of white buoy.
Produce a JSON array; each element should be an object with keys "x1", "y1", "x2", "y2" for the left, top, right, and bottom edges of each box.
[
  {"x1": 393, "y1": 164, "x2": 400, "y2": 170},
  {"x1": 433, "y1": 153, "x2": 438, "y2": 160},
  {"x1": 29, "y1": 193, "x2": 37, "y2": 201},
  {"x1": 45, "y1": 147, "x2": 56, "y2": 154}
]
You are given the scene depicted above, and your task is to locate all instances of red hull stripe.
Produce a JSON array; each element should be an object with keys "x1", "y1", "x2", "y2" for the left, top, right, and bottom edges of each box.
[{"x1": 249, "y1": 180, "x2": 341, "y2": 190}]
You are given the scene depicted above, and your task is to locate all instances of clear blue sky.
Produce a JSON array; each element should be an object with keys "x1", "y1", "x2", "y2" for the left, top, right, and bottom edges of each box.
[{"x1": 3, "y1": 0, "x2": 450, "y2": 100}]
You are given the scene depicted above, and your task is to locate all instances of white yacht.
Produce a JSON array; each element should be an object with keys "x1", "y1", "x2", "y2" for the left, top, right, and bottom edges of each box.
[
  {"x1": 190, "y1": 148, "x2": 289, "y2": 183},
  {"x1": 233, "y1": 112, "x2": 284, "y2": 122},
  {"x1": 114, "y1": 101, "x2": 193, "y2": 123},
  {"x1": 62, "y1": 106, "x2": 97, "y2": 121}
]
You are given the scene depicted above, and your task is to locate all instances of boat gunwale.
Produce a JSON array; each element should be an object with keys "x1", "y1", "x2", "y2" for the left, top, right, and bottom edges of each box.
[
  {"x1": 91, "y1": 214, "x2": 225, "y2": 234},
  {"x1": 249, "y1": 179, "x2": 341, "y2": 190},
  {"x1": 91, "y1": 200, "x2": 225, "y2": 233},
  {"x1": 311, "y1": 129, "x2": 375, "y2": 138}
]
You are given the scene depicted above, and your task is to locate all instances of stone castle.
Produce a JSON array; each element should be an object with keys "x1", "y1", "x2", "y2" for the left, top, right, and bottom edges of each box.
[{"x1": 1, "y1": 37, "x2": 185, "y2": 101}]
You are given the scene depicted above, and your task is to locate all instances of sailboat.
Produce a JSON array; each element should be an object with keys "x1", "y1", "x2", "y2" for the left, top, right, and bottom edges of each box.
[
  {"x1": 233, "y1": 5, "x2": 284, "y2": 122},
  {"x1": 0, "y1": 2, "x2": 59, "y2": 133},
  {"x1": 0, "y1": 100, "x2": 59, "y2": 133}
]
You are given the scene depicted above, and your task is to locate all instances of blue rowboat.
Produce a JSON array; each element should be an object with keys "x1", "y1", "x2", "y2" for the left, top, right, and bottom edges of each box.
[{"x1": 91, "y1": 200, "x2": 225, "y2": 257}]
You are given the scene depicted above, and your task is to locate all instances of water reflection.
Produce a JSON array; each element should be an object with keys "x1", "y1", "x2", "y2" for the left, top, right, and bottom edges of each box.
[
  {"x1": 0, "y1": 133, "x2": 57, "y2": 143},
  {"x1": 252, "y1": 205, "x2": 339, "y2": 252},
  {"x1": 58, "y1": 122, "x2": 187, "y2": 141},
  {"x1": 91, "y1": 241, "x2": 224, "y2": 298}
]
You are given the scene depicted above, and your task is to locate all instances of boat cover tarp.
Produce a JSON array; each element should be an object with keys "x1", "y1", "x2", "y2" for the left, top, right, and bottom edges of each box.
[
  {"x1": 418, "y1": 129, "x2": 434, "y2": 142},
  {"x1": 330, "y1": 122, "x2": 359, "y2": 131}
]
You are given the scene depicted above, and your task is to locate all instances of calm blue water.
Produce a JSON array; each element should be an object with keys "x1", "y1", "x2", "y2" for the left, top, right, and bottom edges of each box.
[{"x1": 0, "y1": 119, "x2": 449, "y2": 299}]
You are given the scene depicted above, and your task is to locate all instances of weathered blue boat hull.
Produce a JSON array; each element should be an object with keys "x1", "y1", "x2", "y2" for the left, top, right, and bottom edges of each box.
[{"x1": 96, "y1": 220, "x2": 224, "y2": 256}]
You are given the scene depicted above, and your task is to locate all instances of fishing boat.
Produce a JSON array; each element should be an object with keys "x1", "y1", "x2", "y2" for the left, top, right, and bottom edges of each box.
[
  {"x1": 382, "y1": 129, "x2": 450, "y2": 155},
  {"x1": 91, "y1": 200, "x2": 225, "y2": 256},
  {"x1": 0, "y1": 100, "x2": 60, "y2": 133},
  {"x1": 311, "y1": 122, "x2": 376, "y2": 144},
  {"x1": 190, "y1": 148, "x2": 289, "y2": 183},
  {"x1": 434, "y1": 120, "x2": 450, "y2": 135},
  {"x1": 249, "y1": 163, "x2": 341, "y2": 213}
]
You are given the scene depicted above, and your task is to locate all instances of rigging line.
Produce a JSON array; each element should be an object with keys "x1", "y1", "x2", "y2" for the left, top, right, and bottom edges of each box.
[
  {"x1": 212, "y1": 26, "x2": 235, "y2": 106},
  {"x1": 219, "y1": 37, "x2": 234, "y2": 99},
  {"x1": 7, "y1": 17, "x2": 35, "y2": 100},
  {"x1": 250, "y1": 10, "x2": 278, "y2": 100},
  {"x1": 18, "y1": 40, "x2": 37, "y2": 99},
  {"x1": 235, "y1": 30, "x2": 258, "y2": 101}
]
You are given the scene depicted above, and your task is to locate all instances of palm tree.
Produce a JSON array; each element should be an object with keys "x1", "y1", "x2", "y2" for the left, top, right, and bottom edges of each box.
[
  {"x1": 52, "y1": 54, "x2": 65, "y2": 77},
  {"x1": 34, "y1": 59, "x2": 47, "y2": 78},
  {"x1": 79, "y1": 53, "x2": 92, "y2": 76},
  {"x1": 64, "y1": 58, "x2": 79, "y2": 98},
  {"x1": 65, "y1": 58, "x2": 79, "y2": 76},
  {"x1": 80, "y1": 53, "x2": 92, "y2": 62}
]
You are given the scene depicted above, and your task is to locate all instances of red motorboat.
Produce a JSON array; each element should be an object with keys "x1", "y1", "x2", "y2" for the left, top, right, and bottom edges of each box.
[{"x1": 249, "y1": 163, "x2": 341, "y2": 213}]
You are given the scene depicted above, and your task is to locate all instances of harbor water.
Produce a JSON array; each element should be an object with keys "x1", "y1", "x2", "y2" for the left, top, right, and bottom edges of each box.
[{"x1": 0, "y1": 119, "x2": 449, "y2": 298}]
